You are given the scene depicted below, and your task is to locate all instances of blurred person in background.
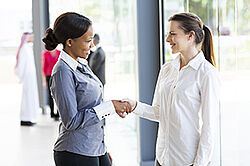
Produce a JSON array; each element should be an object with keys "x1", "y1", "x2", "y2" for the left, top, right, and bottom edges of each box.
[
  {"x1": 42, "y1": 12, "x2": 131, "y2": 166},
  {"x1": 42, "y1": 48, "x2": 60, "y2": 120},
  {"x1": 15, "y1": 32, "x2": 39, "y2": 126},
  {"x1": 87, "y1": 34, "x2": 106, "y2": 86}
]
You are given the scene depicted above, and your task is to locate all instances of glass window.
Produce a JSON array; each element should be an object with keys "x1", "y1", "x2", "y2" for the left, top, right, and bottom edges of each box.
[
  {"x1": 163, "y1": 0, "x2": 186, "y2": 62},
  {"x1": 219, "y1": 0, "x2": 250, "y2": 165},
  {"x1": 237, "y1": 0, "x2": 250, "y2": 70},
  {"x1": 0, "y1": 0, "x2": 32, "y2": 84}
]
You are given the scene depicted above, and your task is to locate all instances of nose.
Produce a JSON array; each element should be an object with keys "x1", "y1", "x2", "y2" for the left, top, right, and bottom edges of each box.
[
  {"x1": 90, "y1": 40, "x2": 95, "y2": 48},
  {"x1": 166, "y1": 34, "x2": 171, "y2": 43}
]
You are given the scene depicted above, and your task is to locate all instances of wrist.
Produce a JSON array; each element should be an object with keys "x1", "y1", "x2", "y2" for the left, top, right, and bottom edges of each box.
[{"x1": 132, "y1": 101, "x2": 137, "y2": 111}]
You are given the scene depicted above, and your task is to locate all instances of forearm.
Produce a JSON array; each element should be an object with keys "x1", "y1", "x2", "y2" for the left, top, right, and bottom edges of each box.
[{"x1": 133, "y1": 102, "x2": 160, "y2": 122}]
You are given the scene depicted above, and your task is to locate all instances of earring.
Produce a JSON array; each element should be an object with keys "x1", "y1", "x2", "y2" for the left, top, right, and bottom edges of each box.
[{"x1": 68, "y1": 44, "x2": 71, "y2": 47}]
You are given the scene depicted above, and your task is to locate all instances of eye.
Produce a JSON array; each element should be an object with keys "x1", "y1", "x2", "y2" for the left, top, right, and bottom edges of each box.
[{"x1": 169, "y1": 32, "x2": 176, "y2": 36}]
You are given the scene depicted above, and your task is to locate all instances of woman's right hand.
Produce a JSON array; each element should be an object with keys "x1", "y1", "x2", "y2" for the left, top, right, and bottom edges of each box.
[
  {"x1": 111, "y1": 100, "x2": 132, "y2": 118},
  {"x1": 123, "y1": 99, "x2": 137, "y2": 111}
]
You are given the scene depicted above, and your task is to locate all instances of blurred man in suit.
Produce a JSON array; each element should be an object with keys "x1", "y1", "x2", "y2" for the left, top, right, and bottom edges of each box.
[{"x1": 87, "y1": 34, "x2": 106, "y2": 86}]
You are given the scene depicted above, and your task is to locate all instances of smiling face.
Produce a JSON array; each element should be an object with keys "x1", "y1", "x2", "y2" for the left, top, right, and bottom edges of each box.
[
  {"x1": 166, "y1": 21, "x2": 190, "y2": 55},
  {"x1": 68, "y1": 25, "x2": 94, "y2": 60}
]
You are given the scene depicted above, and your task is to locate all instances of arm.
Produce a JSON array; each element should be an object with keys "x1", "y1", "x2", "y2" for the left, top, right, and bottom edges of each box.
[
  {"x1": 51, "y1": 69, "x2": 129, "y2": 130},
  {"x1": 130, "y1": 68, "x2": 164, "y2": 122},
  {"x1": 194, "y1": 70, "x2": 220, "y2": 166}
]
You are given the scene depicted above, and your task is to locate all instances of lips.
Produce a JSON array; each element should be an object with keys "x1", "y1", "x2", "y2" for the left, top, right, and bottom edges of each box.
[
  {"x1": 170, "y1": 43, "x2": 176, "y2": 49},
  {"x1": 83, "y1": 50, "x2": 90, "y2": 55}
]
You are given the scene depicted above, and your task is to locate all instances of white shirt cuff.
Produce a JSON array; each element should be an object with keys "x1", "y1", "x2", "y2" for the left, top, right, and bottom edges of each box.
[
  {"x1": 133, "y1": 102, "x2": 144, "y2": 116},
  {"x1": 93, "y1": 100, "x2": 116, "y2": 120}
]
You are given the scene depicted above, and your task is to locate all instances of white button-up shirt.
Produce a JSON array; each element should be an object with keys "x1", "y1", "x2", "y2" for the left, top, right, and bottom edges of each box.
[{"x1": 134, "y1": 51, "x2": 220, "y2": 166}]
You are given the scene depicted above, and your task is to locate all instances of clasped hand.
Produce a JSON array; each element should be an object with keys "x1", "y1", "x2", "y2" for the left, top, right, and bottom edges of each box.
[{"x1": 111, "y1": 99, "x2": 136, "y2": 118}]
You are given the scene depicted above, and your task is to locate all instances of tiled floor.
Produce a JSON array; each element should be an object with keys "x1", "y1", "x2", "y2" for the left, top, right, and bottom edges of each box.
[{"x1": 0, "y1": 55, "x2": 138, "y2": 166}]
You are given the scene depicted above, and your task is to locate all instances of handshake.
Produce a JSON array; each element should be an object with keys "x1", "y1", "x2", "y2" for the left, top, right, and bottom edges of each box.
[{"x1": 111, "y1": 99, "x2": 137, "y2": 118}]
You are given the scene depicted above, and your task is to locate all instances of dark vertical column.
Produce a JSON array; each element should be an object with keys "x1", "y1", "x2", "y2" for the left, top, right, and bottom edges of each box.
[
  {"x1": 32, "y1": 0, "x2": 50, "y2": 113},
  {"x1": 136, "y1": 0, "x2": 161, "y2": 165}
]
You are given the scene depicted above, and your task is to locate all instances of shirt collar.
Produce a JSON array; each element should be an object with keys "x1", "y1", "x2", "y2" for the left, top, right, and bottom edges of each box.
[
  {"x1": 171, "y1": 51, "x2": 205, "y2": 71},
  {"x1": 59, "y1": 50, "x2": 79, "y2": 71},
  {"x1": 78, "y1": 57, "x2": 88, "y2": 66},
  {"x1": 171, "y1": 54, "x2": 181, "y2": 70},
  {"x1": 188, "y1": 51, "x2": 205, "y2": 70}
]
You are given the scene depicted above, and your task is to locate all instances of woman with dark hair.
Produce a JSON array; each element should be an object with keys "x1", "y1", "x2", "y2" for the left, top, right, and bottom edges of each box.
[
  {"x1": 42, "y1": 12, "x2": 131, "y2": 166},
  {"x1": 127, "y1": 13, "x2": 220, "y2": 166}
]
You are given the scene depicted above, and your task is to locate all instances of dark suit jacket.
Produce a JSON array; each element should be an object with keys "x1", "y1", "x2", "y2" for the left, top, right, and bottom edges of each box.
[{"x1": 88, "y1": 47, "x2": 106, "y2": 85}]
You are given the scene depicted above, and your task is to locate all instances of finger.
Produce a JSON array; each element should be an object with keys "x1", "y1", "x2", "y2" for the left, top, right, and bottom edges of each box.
[
  {"x1": 127, "y1": 101, "x2": 132, "y2": 113},
  {"x1": 118, "y1": 112, "x2": 126, "y2": 118},
  {"x1": 125, "y1": 105, "x2": 130, "y2": 114},
  {"x1": 124, "y1": 102, "x2": 132, "y2": 113}
]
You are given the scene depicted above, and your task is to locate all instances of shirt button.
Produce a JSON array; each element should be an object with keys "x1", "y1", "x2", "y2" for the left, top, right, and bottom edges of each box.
[
  {"x1": 102, "y1": 140, "x2": 104, "y2": 143},
  {"x1": 101, "y1": 126, "x2": 104, "y2": 129},
  {"x1": 99, "y1": 85, "x2": 102, "y2": 88}
]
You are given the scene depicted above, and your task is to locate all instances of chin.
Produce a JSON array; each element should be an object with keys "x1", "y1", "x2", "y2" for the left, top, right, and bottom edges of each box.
[{"x1": 171, "y1": 50, "x2": 177, "y2": 54}]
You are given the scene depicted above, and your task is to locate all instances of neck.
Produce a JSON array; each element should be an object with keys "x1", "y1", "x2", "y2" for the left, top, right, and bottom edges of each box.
[
  {"x1": 63, "y1": 48, "x2": 77, "y2": 61},
  {"x1": 180, "y1": 48, "x2": 199, "y2": 69}
]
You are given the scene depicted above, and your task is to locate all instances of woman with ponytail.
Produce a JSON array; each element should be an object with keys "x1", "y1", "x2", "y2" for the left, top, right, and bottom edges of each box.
[
  {"x1": 127, "y1": 13, "x2": 220, "y2": 166},
  {"x1": 42, "y1": 12, "x2": 131, "y2": 166}
]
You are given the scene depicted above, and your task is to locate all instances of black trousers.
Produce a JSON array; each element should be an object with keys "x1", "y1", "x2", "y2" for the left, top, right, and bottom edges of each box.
[
  {"x1": 46, "y1": 76, "x2": 58, "y2": 117},
  {"x1": 54, "y1": 151, "x2": 111, "y2": 166}
]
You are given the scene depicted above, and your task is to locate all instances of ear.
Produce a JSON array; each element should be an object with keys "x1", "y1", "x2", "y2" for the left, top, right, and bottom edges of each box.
[
  {"x1": 66, "y1": 39, "x2": 72, "y2": 47},
  {"x1": 188, "y1": 31, "x2": 195, "y2": 41}
]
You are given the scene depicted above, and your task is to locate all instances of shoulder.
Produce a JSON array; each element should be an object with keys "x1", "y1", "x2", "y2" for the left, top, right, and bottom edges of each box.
[
  {"x1": 199, "y1": 60, "x2": 220, "y2": 86},
  {"x1": 42, "y1": 50, "x2": 50, "y2": 57},
  {"x1": 161, "y1": 61, "x2": 173, "y2": 69},
  {"x1": 56, "y1": 49, "x2": 61, "y2": 54},
  {"x1": 97, "y1": 47, "x2": 105, "y2": 54},
  {"x1": 52, "y1": 59, "x2": 73, "y2": 75},
  {"x1": 160, "y1": 60, "x2": 175, "y2": 73},
  {"x1": 199, "y1": 60, "x2": 218, "y2": 76},
  {"x1": 157, "y1": 60, "x2": 176, "y2": 80}
]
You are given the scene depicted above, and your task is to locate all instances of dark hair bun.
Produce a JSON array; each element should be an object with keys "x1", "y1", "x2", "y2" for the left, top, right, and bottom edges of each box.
[{"x1": 42, "y1": 28, "x2": 59, "y2": 51}]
